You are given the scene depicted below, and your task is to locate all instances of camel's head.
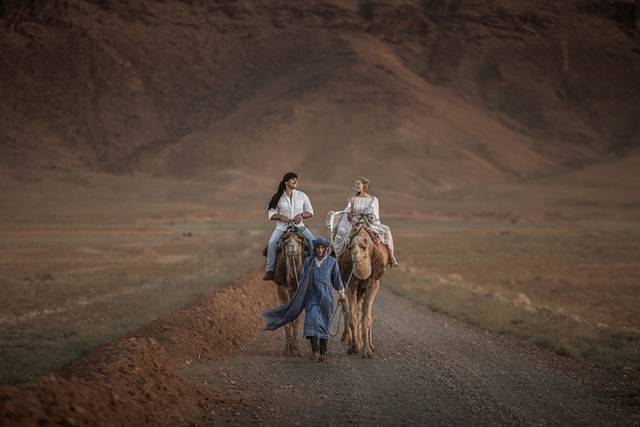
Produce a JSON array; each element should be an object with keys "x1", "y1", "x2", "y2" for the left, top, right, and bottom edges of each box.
[
  {"x1": 282, "y1": 232, "x2": 304, "y2": 287},
  {"x1": 282, "y1": 232, "x2": 303, "y2": 258},
  {"x1": 349, "y1": 228, "x2": 373, "y2": 280}
]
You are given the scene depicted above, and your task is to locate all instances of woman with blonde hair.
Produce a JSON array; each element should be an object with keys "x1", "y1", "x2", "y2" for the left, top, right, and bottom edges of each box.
[{"x1": 328, "y1": 177, "x2": 398, "y2": 266}]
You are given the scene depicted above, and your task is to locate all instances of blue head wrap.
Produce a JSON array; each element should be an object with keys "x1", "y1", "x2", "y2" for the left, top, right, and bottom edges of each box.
[{"x1": 312, "y1": 237, "x2": 330, "y2": 248}]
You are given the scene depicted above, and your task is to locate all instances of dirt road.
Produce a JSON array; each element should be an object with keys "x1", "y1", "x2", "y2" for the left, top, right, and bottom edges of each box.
[{"x1": 187, "y1": 288, "x2": 637, "y2": 426}]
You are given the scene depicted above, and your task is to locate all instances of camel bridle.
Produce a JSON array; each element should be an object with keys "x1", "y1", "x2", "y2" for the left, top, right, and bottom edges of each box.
[{"x1": 284, "y1": 235, "x2": 302, "y2": 287}]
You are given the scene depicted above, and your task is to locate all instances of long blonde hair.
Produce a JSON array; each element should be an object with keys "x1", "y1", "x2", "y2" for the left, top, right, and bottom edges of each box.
[{"x1": 355, "y1": 176, "x2": 370, "y2": 196}]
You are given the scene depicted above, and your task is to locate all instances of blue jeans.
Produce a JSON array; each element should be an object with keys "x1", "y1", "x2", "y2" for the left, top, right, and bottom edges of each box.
[{"x1": 266, "y1": 226, "x2": 315, "y2": 272}]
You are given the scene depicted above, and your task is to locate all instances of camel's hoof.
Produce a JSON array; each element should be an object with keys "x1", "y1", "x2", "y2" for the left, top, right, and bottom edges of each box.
[
  {"x1": 362, "y1": 351, "x2": 374, "y2": 359},
  {"x1": 347, "y1": 346, "x2": 362, "y2": 355}
]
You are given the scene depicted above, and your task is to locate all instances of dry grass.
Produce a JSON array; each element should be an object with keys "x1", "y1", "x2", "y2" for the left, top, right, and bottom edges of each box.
[
  {"x1": 0, "y1": 224, "x2": 265, "y2": 385},
  {"x1": 386, "y1": 221, "x2": 640, "y2": 373}
]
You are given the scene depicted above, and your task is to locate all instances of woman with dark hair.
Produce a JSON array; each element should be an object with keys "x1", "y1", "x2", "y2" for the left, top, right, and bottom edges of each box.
[{"x1": 263, "y1": 172, "x2": 316, "y2": 281}]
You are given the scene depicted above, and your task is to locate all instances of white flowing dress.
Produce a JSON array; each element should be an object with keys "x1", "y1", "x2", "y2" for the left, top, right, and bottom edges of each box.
[{"x1": 328, "y1": 196, "x2": 394, "y2": 258}]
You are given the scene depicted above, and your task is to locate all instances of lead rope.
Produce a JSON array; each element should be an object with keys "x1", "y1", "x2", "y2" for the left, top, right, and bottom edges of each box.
[
  {"x1": 291, "y1": 253, "x2": 299, "y2": 288},
  {"x1": 330, "y1": 266, "x2": 355, "y2": 337}
]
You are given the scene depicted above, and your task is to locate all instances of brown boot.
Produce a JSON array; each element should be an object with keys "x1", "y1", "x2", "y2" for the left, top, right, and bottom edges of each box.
[
  {"x1": 310, "y1": 352, "x2": 320, "y2": 362},
  {"x1": 262, "y1": 271, "x2": 275, "y2": 281},
  {"x1": 318, "y1": 354, "x2": 328, "y2": 363}
]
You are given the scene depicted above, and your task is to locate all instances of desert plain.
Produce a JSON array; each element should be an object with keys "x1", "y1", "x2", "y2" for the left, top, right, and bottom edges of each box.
[{"x1": 1, "y1": 0, "x2": 640, "y2": 425}]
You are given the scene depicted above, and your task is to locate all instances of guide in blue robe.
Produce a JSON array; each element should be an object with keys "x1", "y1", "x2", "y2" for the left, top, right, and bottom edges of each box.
[{"x1": 263, "y1": 238, "x2": 345, "y2": 340}]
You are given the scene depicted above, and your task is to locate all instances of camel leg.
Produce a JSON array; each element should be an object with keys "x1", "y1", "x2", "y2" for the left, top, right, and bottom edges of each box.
[
  {"x1": 357, "y1": 295, "x2": 364, "y2": 349},
  {"x1": 346, "y1": 285, "x2": 362, "y2": 355},
  {"x1": 276, "y1": 285, "x2": 294, "y2": 356},
  {"x1": 341, "y1": 297, "x2": 352, "y2": 345},
  {"x1": 345, "y1": 286, "x2": 355, "y2": 353},
  {"x1": 361, "y1": 279, "x2": 380, "y2": 358},
  {"x1": 284, "y1": 324, "x2": 294, "y2": 356},
  {"x1": 341, "y1": 271, "x2": 354, "y2": 345},
  {"x1": 291, "y1": 306, "x2": 303, "y2": 357}
]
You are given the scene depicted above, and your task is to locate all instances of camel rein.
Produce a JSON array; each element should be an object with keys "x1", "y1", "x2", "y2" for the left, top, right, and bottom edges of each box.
[
  {"x1": 289, "y1": 252, "x2": 300, "y2": 288},
  {"x1": 330, "y1": 266, "x2": 355, "y2": 337}
]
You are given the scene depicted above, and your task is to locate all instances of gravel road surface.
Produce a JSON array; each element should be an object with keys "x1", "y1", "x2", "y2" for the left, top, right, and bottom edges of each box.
[{"x1": 187, "y1": 288, "x2": 638, "y2": 426}]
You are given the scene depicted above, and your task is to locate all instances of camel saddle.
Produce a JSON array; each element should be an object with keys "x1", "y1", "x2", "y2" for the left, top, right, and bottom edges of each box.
[{"x1": 351, "y1": 223, "x2": 380, "y2": 244}]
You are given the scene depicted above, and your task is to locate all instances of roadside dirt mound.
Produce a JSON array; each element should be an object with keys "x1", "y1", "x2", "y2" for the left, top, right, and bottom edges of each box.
[
  {"x1": 0, "y1": 271, "x2": 275, "y2": 426},
  {"x1": 145, "y1": 272, "x2": 275, "y2": 361}
]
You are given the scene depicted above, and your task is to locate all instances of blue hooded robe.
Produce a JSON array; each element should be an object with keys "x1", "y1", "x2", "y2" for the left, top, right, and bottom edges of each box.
[{"x1": 263, "y1": 253, "x2": 344, "y2": 339}]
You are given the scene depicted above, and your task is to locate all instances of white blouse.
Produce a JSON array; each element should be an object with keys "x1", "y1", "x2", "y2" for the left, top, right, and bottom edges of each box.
[
  {"x1": 267, "y1": 190, "x2": 314, "y2": 230},
  {"x1": 328, "y1": 195, "x2": 392, "y2": 257},
  {"x1": 348, "y1": 196, "x2": 381, "y2": 225}
]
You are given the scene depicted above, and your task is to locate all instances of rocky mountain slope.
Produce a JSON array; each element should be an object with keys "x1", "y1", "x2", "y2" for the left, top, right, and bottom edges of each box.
[{"x1": 1, "y1": 0, "x2": 638, "y2": 194}]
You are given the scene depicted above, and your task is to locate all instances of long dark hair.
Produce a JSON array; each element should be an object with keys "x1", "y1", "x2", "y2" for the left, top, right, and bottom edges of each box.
[{"x1": 268, "y1": 172, "x2": 297, "y2": 209}]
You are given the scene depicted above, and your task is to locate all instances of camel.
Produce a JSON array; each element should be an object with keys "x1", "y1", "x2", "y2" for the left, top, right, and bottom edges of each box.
[
  {"x1": 273, "y1": 230, "x2": 306, "y2": 356},
  {"x1": 338, "y1": 224, "x2": 388, "y2": 358}
]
